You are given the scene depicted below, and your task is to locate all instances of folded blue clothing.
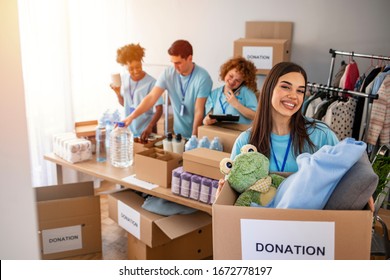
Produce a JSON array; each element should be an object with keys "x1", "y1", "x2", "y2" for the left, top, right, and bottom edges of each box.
[
  {"x1": 266, "y1": 138, "x2": 367, "y2": 209},
  {"x1": 141, "y1": 196, "x2": 198, "y2": 216}
]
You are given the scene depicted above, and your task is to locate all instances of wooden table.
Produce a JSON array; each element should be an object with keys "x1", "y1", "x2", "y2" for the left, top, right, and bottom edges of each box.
[{"x1": 44, "y1": 153, "x2": 212, "y2": 215}]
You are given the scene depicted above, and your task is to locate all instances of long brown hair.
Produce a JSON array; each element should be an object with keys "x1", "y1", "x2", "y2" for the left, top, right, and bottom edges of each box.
[{"x1": 249, "y1": 62, "x2": 316, "y2": 158}]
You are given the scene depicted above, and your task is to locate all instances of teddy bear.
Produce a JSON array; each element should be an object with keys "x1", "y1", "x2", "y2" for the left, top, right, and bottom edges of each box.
[{"x1": 219, "y1": 144, "x2": 285, "y2": 207}]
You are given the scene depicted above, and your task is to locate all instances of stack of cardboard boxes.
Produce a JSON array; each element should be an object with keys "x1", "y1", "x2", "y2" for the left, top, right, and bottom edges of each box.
[{"x1": 234, "y1": 21, "x2": 293, "y2": 75}]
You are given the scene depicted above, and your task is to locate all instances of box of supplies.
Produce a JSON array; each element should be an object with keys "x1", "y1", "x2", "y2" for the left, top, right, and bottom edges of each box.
[
  {"x1": 35, "y1": 181, "x2": 102, "y2": 259},
  {"x1": 212, "y1": 181, "x2": 372, "y2": 260},
  {"x1": 234, "y1": 38, "x2": 290, "y2": 75}
]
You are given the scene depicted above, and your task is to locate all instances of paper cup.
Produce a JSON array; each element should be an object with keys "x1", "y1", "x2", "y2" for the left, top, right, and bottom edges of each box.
[{"x1": 111, "y1": 73, "x2": 121, "y2": 87}]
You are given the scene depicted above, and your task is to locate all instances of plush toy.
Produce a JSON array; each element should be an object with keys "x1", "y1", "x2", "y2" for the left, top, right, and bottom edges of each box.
[{"x1": 220, "y1": 144, "x2": 285, "y2": 207}]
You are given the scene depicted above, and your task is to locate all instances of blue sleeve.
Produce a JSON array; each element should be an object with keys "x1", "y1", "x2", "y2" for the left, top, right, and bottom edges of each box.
[
  {"x1": 241, "y1": 87, "x2": 258, "y2": 111},
  {"x1": 230, "y1": 129, "x2": 251, "y2": 158}
]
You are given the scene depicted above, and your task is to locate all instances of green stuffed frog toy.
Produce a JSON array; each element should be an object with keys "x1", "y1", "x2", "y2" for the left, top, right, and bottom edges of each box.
[{"x1": 220, "y1": 144, "x2": 285, "y2": 207}]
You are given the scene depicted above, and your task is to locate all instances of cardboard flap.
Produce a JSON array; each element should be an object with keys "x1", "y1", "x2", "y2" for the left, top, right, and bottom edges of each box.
[
  {"x1": 183, "y1": 148, "x2": 231, "y2": 167},
  {"x1": 35, "y1": 181, "x2": 95, "y2": 202},
  {"x1": 154, "y1": 211, "x2": 211, "y2": 240}
]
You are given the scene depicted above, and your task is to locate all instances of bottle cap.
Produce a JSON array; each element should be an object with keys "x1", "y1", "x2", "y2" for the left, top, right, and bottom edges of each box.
[
  {"x1": 117, "y1": 122, "x2": 125, "y2": 127},
  {"x1": 175, "y1": 133, "x2": 182, "y2": 141},
  {"x1": 167, "y1": 132, "x2": 173, "y2": 140}
]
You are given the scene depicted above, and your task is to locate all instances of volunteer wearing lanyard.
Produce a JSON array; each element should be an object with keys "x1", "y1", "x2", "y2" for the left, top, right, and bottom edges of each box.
[
  {"x1": 123, "y1": 40, "x2": 212, "y2": 139},
  {"x1": 203, "y1": 57, "x2": 258, "y2": 125},
  {"x1": 230, "y1": 62, "x2": 339, "y2": 172},
  {"x1": 110, "y1": 43, "x2": 163, "y2": 140}
]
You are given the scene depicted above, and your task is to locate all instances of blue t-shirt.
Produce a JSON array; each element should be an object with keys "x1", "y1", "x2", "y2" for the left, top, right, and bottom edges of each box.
[
  {"x1": 120, "y1": 72, "x2": 163, "y2": 137},
  {"x1": 205, "y1": 85, "x2": 258, "y2": 124},
  {"x1": 230, "y1": 119, "x2": 339, "y2": 172},
  {"x1": 156, "y1": 64, "x2": 212, "y2": 139}
]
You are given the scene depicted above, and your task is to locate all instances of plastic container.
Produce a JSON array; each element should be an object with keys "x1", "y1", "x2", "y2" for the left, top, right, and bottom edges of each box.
[
  {"x1": 171, "y1": 166, "x2": 183, "y2": 195},
  {"x1": 162, "y1": 132, "x2": 173, "y2": 152},
  {"x1": 189, "y1": 174, "x2": 202, "y2": 201},
  {"x1": 110, "y1": 122, "x2": 133, "y2": 168},
  {"x1": 180, "y1": 172, "x2": 192, "y2": 198},
  {"x1": 199, "y1": 177, "x2": 213, "y2": 204},
  {"x1": 95, "y1": 120, "x2": 106, "y2": 162},
  {"x1": 197, "y1": 136, "x2": 210, "y2": 149},
  {"x1": 185, "y1": 135, "x2": 199, "y2": 151},
  {"x1": 210, "y1": 180, "x2": 219, "y2": 204},
  {"x1": 105, "y1": 119, "x2": 114, "y2": 161},
  {"x1": 172, "y1": 133, "x2": 185, "y2": 154},
  {"x1": 209, "y1": 136, "x2": 223, "y2": 151}
]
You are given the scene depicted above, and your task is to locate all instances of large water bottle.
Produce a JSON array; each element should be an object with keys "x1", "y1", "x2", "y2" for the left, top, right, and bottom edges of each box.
[
  {"x1": 197, "y1": 136, "x2": 210, "y2": 149},
  {"x1": 110, "y1": 122, "x2": 133, "y2": 168},
  {"x1": 209, "y1": 136, "x2": 223, "y2": 151},
  {"x1": 185, "y1": 135, "x2": 198, "y2": 151},
  {"x1": 95, "y1": 120, "x2": 106, "y2": 162}
]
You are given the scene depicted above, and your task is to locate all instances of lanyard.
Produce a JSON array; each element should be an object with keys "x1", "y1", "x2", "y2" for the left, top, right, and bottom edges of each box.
[
  {"x1": 179, "y1": 64, "x2": 195, "y2": 102},
  {"x1": 129, "y1": 77, "x2": 139, "y2": 104},
  {"x1": 218, "y1": 87, "x2": 228, "y2": 114},
  {"x1": 271, "y1": 136, "x2": 292, "y2": 172}
]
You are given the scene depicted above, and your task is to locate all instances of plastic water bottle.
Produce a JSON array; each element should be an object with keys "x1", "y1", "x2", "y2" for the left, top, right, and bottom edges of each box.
[
  {"x1": 110, "y1": 122, "x2": 133, "y2": 168},
  {"x1": 95, "y1": 120, "x2": 106, "y2": 162},
  {"x1": 209, "y1": 136, "x2": 223, "y2": 151},
  {"x1": 197, "y1": 136, "x2": 210, "y2": 149},
  {"x1": 105, "y1": 119, "x2": 114, "y2": 161},
  {"x1": 185, "y1": 135, "x2": 198, "y2": 151}
]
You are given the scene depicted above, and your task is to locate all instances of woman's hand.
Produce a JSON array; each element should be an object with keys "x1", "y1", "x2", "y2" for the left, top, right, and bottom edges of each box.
[
  {"x1": 368, "y1": 196, "x2": 375, "y2": 212},
  {"x1": 203, "y1": 114, "x2": 217, "y2": 125}
]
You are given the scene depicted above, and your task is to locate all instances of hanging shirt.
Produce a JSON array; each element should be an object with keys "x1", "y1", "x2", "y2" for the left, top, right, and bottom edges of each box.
[
  {"x1": 230, "y1": 119, "x2": 339, "y2": 172},
  {"x1": 120, "y1": 72, "x2": 163, "y2": 137},
  {"x1": 205, "y1": 85, "x2": 258, "y2": 124},
  {"x1": 155, "y1": 64, "x2": 212, "y2": 139}
]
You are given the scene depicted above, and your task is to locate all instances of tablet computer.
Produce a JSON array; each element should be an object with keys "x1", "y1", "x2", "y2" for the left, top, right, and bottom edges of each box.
[{"x1": 209, "y1": 114, "x2": 240, "y2": 122}]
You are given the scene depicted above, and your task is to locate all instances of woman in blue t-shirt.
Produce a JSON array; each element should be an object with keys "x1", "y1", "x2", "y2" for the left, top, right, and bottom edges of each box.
[
  {"x1": 203, "y1": 56, "x2": 258, "y2": 125},
  {"x1": 230, "y1": 61, "x2": 339, "y2": 173}
]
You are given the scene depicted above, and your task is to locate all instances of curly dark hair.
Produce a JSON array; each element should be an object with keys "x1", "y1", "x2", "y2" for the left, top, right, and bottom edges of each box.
[
  {"x1": 219, "y1": 56, "x2": 258, "y2": 95},
  {"x1": 116, "y1": 43, "x2": 145, "y2": 65}
]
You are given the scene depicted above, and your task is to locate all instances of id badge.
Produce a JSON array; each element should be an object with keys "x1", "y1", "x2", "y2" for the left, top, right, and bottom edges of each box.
[
  {"x1": 129, "y1": 107, "x2": 135, "y2": 114},
  {"x1": 180, "y1": 104, "x2": 185, "y2": 116}
]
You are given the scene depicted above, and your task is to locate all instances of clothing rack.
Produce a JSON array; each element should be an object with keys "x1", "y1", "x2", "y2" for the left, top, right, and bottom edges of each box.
[
  {"x1": 306, "y1": 82, "x2": 378, "y2": 100},
  {"x1": 327, "y1": 49, "x2": 390, "y2": 86}
]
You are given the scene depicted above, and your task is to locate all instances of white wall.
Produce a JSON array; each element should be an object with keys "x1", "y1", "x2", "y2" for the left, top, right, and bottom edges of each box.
[
  {"x1": 126, "y1": 0, "x2": 390, "y2": 88},
  {"x1": 0, "y1": 0, "x2": 40, "y2": 259}
]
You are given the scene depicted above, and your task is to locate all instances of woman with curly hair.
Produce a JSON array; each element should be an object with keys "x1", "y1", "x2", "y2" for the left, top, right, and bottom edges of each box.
[
  {"x1": 203, "y1": 56, "x2": 258, "y2": 125},
  {"x1": 110, "y1": 43, "x2": 163, "y2": 140}
]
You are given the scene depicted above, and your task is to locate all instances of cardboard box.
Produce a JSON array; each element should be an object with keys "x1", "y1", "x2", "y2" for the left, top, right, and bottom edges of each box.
[
  {"x1": 157, "y1": 113, "x2": 174, "y2": 136},
  {"x1": 134, "y1": 148, "x2": 182, "y2": 188},
  {"x1": 35, "y1": 181, "x2": 102, "y2": 259},
  {"x1": 108, "y1": 189, "x2": 213, "y2": 259},
  {"x1": 245, "y1": 21, "x2": 293, "y2": 58},
  {"x1": 183, "y1": 148, "x2": 231, "y2": 180},
  {"x1": 198, "y1": 124, "x2": 250, "y2": 153},
  {"x1": 133, "y1": 135, "x2": 164, "y2": 155},
  {"x1": 127, "y1": 224, "x2": 212, "y2": 260},
  {"x1": 75, "y1": 120, "x2": 98, "y2": 138},
  {"x1": 212, "y1": 182, "x2": 373, "y2": 260},
  {"x1": 234, "y1": 38, "x2": 290, "y2": 75}
]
